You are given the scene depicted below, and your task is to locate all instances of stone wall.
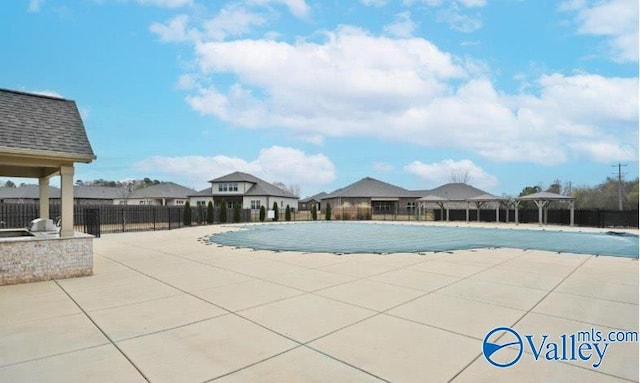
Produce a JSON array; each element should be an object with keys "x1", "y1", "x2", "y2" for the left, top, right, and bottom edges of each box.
[{"x1": 0, "y1": 234, "x2": 93, "y2": 285}]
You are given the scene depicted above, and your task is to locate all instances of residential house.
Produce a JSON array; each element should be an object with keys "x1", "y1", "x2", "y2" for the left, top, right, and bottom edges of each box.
[
  {"x1": 299, "y1": 192, "x2": 327, "y2": 211},
  {"x1": 0, "y1": 184, "x2": 127, "y2": 205},
  {"x1": 194, "y1": 171, "x2": 299, "y2": 211},
  {"x1": 119, "y1": 182, "x2": 195, "y2": 206}
]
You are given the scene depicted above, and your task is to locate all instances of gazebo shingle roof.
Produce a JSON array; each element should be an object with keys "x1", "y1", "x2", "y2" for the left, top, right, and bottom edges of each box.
[{"x1": 0, "y1": 88, "x2": 95, "y2": 159}]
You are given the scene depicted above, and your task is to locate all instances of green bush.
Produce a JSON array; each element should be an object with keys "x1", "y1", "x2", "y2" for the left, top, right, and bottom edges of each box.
[
  {"x1": 220, "y1": 200, "x2": 227, "y2": 223},
  {"x1": 197, "y1": 204, "x2": 204, "y2": 224},
  {"x1": 325, "y1": 203, "x2": 332, "y2": 221},
  {"x1": 285, "y1": 205, "x2": 291, "y2": 221},
  {"x1": 233, "y1": 203, "x2": 241, "y2": 223},
  {"x1": 311, "y1": 204, "x2": 317, "y2": 221},
  {"x1": 183, "y1": 201, "x2": 192, "y2": 226},
  {"x1": 207, "y1": 201, "x2": 214, "y2": 224},
  {"x1": 272, "y1": 202, "x2": 279, "y2": 221},
  {"x1": 259, "y1": 205, "x2": 266, "y2": 222}
]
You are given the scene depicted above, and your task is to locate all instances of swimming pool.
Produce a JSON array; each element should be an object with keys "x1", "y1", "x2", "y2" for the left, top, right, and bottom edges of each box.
[{"x1": 210, "y1": 222, "x2": 639, "y2": 258}]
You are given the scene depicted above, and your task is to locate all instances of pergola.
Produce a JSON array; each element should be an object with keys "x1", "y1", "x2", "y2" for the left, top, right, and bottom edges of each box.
[
  {"x1": 467, "y1": 194, "x2": 509, "y2": 223},
  {"x1": 417, "y1": 193, "x2": 507, "y2": 223},
  {"x1": 515, "y1": 191, "x2": 575, "y2": 226},
  {"x1": 0, "y1": 89, "x2": 95, "y2": 237}
]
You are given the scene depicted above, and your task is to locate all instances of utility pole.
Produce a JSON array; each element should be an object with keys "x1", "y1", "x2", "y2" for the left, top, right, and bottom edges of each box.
[{"x1": 612, "y1": 163, "x2": 627, "y2": 211}]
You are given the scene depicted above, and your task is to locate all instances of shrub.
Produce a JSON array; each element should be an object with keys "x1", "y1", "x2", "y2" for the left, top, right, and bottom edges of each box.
[
  {"x1": 197, "y1": 204, "x2": 204, "y2": 224},
  {"x1": 311, "y1": 204, "x2": 317, "y2": 221},
  {"x1": 183, "y1": 201, "x2": 192, "y2": 226},
  {"x1": 233, "y1": 203, "x2": 241, "y2": 223},
  {"x1": 285, "y1": 205, "x2": 291, "y2": 221},
  {"x1": 259, "y1": 205, "x2": 266, "y2": 222},
  {"x1": 325, "y1": 203, "x2": 332, "y2": 221},
  {"x1": 272, "y1": 202, "x2": 279, "y2": 221},
  {"x1": 207, "y1": 201, "x2": 214, "y2": 224},
  {"x1": 220, "y1": 200, "x2": 227, "y2": 223}
]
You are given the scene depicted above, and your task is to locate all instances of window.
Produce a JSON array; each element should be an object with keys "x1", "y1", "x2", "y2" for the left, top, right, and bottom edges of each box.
[
  {"x1": 119, "y1": 201, "x2": 126, "y2": 205},
  {"x1": 218, "y1": 183, "x2": 228, "y2": 192},
  {"x1": 230, "y1": 183, "x2": 238, "y2": 192},
  {"x1": 406, "y1": 202, "x2": 416, "y2": 211},
  {"x1": 139, "y1": 201, "x2": 145, "y2": 205},
  {"x1": 251, "y1": 200, "x2": 261, "y2": 209}
]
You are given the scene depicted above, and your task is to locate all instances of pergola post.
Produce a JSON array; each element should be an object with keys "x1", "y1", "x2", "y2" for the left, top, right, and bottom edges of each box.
[
  {"x1": 514, "y1": 200, "x2": 520, "y2": 224},
  {"x1": 465, "y1": 202, "x2": 469, "y2": 223},
  {"x1": 534, "y1": 200, "x2": 548, "y2": 225},
  {"x1": 495, "y1": 203, "x2": 499, "y2": 223},
  {"x1": 39, "y1": 176, "x2": 50, "y2": 220},
  {"x1": 60, "y1": 165, "x2": 75, "y2": 237},
  {"x1": 569, "y1": 200, "x2": 575, "y2": 226}
]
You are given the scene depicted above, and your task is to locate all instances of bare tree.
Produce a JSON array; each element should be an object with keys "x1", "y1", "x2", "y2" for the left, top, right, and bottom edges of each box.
[{"x1": 449, "y1": 168, "x2": 470, "y2": 184}]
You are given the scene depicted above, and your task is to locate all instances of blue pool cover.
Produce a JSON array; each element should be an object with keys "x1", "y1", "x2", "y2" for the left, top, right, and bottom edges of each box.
[{"x1": 210, "y1": 222, "x2": 639, "y2": 258}]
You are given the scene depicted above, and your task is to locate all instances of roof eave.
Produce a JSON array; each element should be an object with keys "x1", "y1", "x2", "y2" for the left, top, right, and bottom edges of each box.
[{"x1": 0, "y1": 146, "x2": 96, "y2": 164}]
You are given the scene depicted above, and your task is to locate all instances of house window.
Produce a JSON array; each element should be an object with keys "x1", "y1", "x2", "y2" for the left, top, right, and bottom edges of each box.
[
  {"x1": 119, "y1": 201, "x2": 126, "y2": 205},
  {"x1": 218, "y1": 183, "x2": 227, "y2": 192},
  {"x1": 230, "y1": 183, "x2": 238, "y2": 192},
  {"x1": 251, "y1": 200, "x2": 261, "y2": 209},
  {"x1": 406, "y1": 202, "x2": 416, "y2": 211},
  {"x1": 139, "y1": 201, "x2": 145, "y2": 205}
]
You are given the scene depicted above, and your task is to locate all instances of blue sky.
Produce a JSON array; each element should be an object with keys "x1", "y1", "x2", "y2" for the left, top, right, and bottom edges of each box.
[{"x1": 1, "y1": 0, "x2": 638, "y2": 197}]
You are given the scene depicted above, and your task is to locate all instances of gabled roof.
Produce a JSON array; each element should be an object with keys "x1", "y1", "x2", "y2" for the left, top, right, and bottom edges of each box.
[
  {"x1": 301, "y1": 192, "x2": 327, "y2": 203},
  {"x1": 324, "y1": 177, "x2": 413, "y2": 199},
  {"x1": 0, "y1": 88, "x2": 95, "y2": 160},
  {"x1": 128, "y1": 182, "x2": 195, "y2": 199},
  {"x1": 416, "y1": 194, "x2": 448, "y2": 202},
  {"x1": 427, "y1": 183, "x2": 490, "y2": 201},
  {"x1": 209, "y1": 171, "x2": 262, "y2": 184},
  {"x1": 208, "y1": 171, "x2": 298, "y2": 199},
  {"x1": 0, "y1": 185, "x2": 61, "y2": 199},
  {"x1": 74, "y1": 185, "x2": 127, "y2": 199},
  {"x1": 516, "y1": 191, "x2": 575, "y2": 200},
  {"x1": 188, "y1": 188, "x2": 213, "y2": 197}
]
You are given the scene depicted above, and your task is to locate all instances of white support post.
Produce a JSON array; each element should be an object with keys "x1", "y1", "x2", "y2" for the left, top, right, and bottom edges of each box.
[
  {"x1": 495, "y1": 203, "x2": 499, "y2": 223},
  {"x1": 60, "y1": 165, "x2": 75, "y2": 237},
  {"x1": 514, "y1": 200, "x2": 520, "y2": 224},
  {"x1": 569, "y1": 200, "x2": 575, "y2": 226},
  {"x1": 39, "y1": 176, "x2": 50, "y2": 220},
  {"x1": 465, "y1": 202, "x2": 469, "y2": 223}
]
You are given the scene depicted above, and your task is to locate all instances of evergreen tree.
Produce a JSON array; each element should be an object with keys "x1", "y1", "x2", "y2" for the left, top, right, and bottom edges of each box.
[
  {"x1": 311, "y1": 204, "x2": 317, "y2": 221},
  {"x1": 207, "y1": 201, "x2": 214, "y2": 224},
  {"x1": 325, "y1": 203, "x2": 332, "y2": 221},
  {"x1": 233, "y1": 203, "x2": 241, "y2": 223},
  {"x1": 272, "y1": 202, "x2": 279, "y2": 221},
  {"x1": 183, "y1": 201, "x2": 192, "y2": 226},
  {"x1": 259, "y1": 205, "x2": 266, "y2": 222},
  {"x1": 285, "y1": 205, "x2": 291, "y2": 221},
  {"x1": 220, "y1": 200, "x2": 227, "y2": 223}
]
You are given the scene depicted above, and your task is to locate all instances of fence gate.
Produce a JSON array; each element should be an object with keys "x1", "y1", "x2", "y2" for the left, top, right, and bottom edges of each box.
[{"x1": 84, "y1": 208, "x2": 101, "y2": 238}]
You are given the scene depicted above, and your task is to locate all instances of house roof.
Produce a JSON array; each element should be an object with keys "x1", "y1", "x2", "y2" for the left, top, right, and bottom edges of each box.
[
  {"x1": 427, "y1": 183, "x2": 491, "y2": 201},
  {"x1": 0, "y1": 185, "x2": 61, "y2": 199},
  {"x1": 128, "y1": 182, "x2": 195, "y2": 199},
  {"x1": 300, "y1": 192, "x2": 327, "y2": 203},
  {"x1": 188, "y1": 188, "x2": 213, "y2": 197},
  {"x1": 208, "y1": 171, "x2": 298, "y2": 199},
  {"x1": 74, "y1": 185, "x2": 128, "y2": 199},
  {"x1": 0, "y1": 88, "x2": 95, "y2": 160},
  {"x1": 324, "y1": 177, "x2": 414, "y2": 199}
]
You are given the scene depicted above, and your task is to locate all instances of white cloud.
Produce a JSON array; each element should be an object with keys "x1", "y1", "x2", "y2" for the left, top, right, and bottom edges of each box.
[
  {"x1": 248, "y1": 0, "x2": 311, "y2": 19},
  {"x1": 561, "y1": 0, "x2": 638, "y2": 62},
  {"x1": 28, "y1": 0, "x2": 44, "y2": 12},
  {"x1": 404, "y1": 159, "x2": 498, "y2": 190},
  {"x1": 384, "y1": 12, "x2": 417, "y2": 38},
  {"x1": 135, "y1": 0, "x2": 192, "y2": 8},
  {"x1": 361, "y1": 0, "x2": 388, "y2": 7},
  {"x1": 203, "y1": 4, "x2": 266, "y2": 41},
  {"x1": 436, "y1": 8, "x2": 482, "y2": 32},
  {"x1": 31, "y1": 89, "x2": 64, "y2": 98},
  {"x1": 182, "y1": 23, "x2": 637, "y2": 165},
  {"x1": 134, "y1": 146, "x2": 336, "y2": 191},
  {"x1": 149, "y1": 14, "x2": 195, "y2": 43}
]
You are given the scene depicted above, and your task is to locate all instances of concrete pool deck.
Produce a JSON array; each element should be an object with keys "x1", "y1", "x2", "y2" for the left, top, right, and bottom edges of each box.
[{"x1": 0, "y1": 223, "x2": 638, "y2": 382}]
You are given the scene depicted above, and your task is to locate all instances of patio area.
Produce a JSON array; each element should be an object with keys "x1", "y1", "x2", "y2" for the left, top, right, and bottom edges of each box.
[{"x1": 0, "y1": 224, "x2": 638, "y2": 382}]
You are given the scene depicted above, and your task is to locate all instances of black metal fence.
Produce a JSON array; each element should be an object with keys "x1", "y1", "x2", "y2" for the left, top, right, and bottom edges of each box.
[
  {"x1": 433, "y1": 208, "x2": 638, "y2": 228},
  {"x1": 1, "y1": 203, "x2": 636, "y2": 237}
]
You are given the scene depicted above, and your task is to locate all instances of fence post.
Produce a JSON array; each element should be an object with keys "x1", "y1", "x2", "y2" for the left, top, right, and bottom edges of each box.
[{"x1": 121, "y1": 206, "x2": 125, "y2": 233}]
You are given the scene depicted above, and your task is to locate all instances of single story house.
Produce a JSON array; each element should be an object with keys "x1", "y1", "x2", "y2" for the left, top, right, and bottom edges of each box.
[
  {"x1": 0, "y1": 184, "x2": 127, "y2": 205},
  {"x1": 117, "y1": 182, "x2": 195, "y2": 206},
  {"x1": 192, "y1": 171, "x2": 299, "y2": 211},
  {"x1": 299, "y1": 192, "x2": 327, "y2": 211}
]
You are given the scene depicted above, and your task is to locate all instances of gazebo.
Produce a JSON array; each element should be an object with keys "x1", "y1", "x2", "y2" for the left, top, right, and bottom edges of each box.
[
  {"x1": 416, "y1": 184, "x2": 508, "y2": 223},
  {"x1": 0, "y1": 88, "x2": 95, "y2": 236},
  {"x1": 416, "y1": 195, "x2": 448, "y2": 221},
  {"x1": 467, "y1": 194, "x2": 509, "y2": 223},
  {"x1": 515, "y1": 191, "x2": 576, "y2": 226}
]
